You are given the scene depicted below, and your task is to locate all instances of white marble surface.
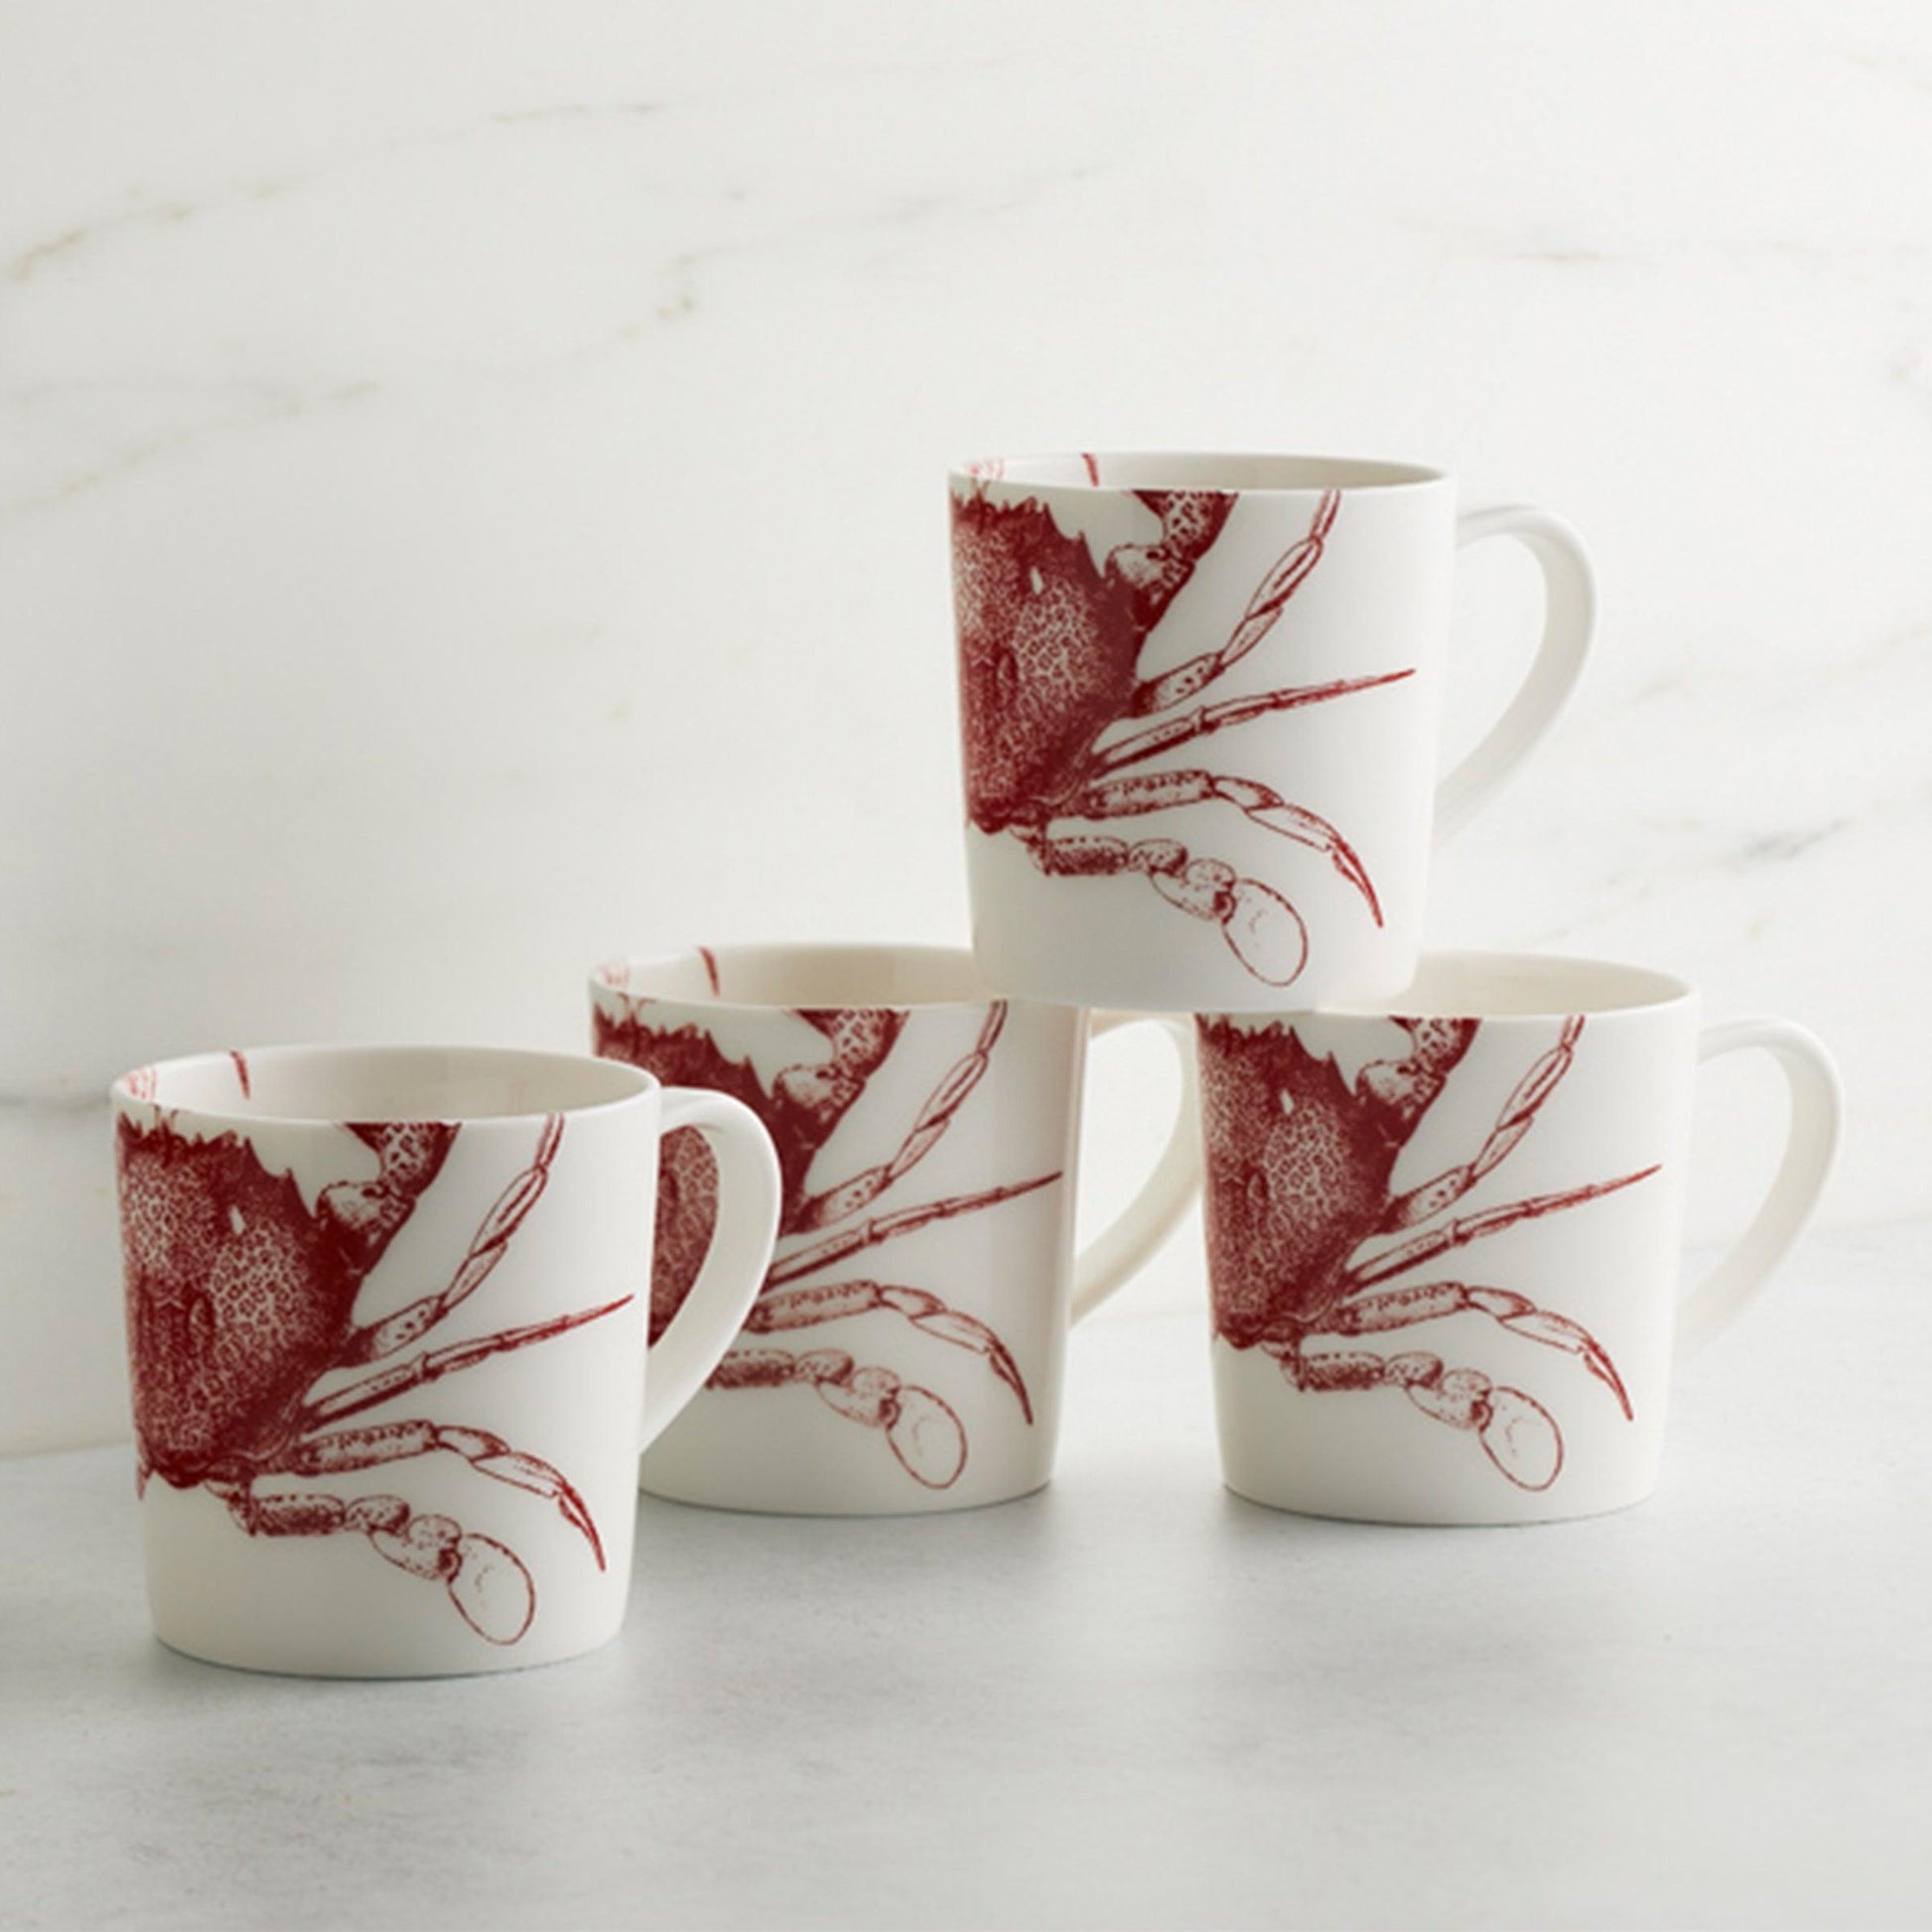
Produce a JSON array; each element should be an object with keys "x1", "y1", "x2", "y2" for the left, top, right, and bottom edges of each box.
[
  {"x1": 3, "y1": 2, "x2": 1928, "y2": 1450},
  {"x1": 1, "y1": 1218, "x2": 1926, "y2": 1931}
]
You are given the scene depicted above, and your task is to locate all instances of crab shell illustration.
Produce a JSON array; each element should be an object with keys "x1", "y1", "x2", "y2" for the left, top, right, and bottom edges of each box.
[
  {"x1": 1197, "y1": 1014, "x2": 1658, "y2": 1489},
  {"x1": 952, "y1": 476, "x2": 1414, "y2": 986},
  {"x1": 117, "y1": 1094, "x2": 628, "y2": 1644},
  {"x1": 595, "y1": 994, "x2": 1055, "y2": 1489}
]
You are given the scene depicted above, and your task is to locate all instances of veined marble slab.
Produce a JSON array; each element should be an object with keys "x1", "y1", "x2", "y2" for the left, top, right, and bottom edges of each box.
[{"x1": 3, "y1": 1, "x2": 1925, "y2": 1449}]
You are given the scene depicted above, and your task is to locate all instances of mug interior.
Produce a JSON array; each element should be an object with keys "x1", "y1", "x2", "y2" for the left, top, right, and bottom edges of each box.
[
  {"x1": 960, "y1": 452, "x2": 1447, "y2": 493},
  {"x1": 1322, "y1": 951, "x2": 1693, "y2": 1021},
  {"x1": 596, "y1": 943, "x2": 995, "y2": 1012},
  {"x1": 115, "y1": 1044, "x2": 651, "y2": 1123}
]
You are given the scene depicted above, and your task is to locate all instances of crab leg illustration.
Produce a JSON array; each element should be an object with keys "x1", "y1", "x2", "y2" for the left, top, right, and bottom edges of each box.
[
  {"x1": 766, "y1": 1173, "x2": 1059, "y2": 1288},
  {"x1": 1061, "y1": 766, "x2": 1386, "y2": 915},
  {"x1": 1379, "y1": 1016, "x2": 1589, "y2": 1229},
  {"x1": 1127, "y1": 487, "x2": 1342, "y2": 714},
  {"x1": 302, "y1": 1299, "x2": 633, "y2": 1439},
  {"x1": 1348, "y1": 1170, "x2": 1658, "y2": 1292},
  {"x1": 208, "y1": 1476, "x2": 540, "y2": 1644},
  {"x1": 954, "y1": 482, "x2": 1415, "y2": 984},
  {"x1": 713, "y1": 1345, "x2": 969, "y2": 1490},
  {"x1": 744, "y1": 1280, "x2": 1031, "y2": 1420},
  {"x1": 791, "y1": 1005, "x2": 1007, "y2": 1229},
  {"x1": 272, "y1": 1418, "x2": 609, "y2": 1553},
  {"x1": 1260, "y1": 1339, "x2": 1572, "y2": 1492},
  {"x1": 1095, "y1": 673, "x2": 1416, "y2": 780},
  {"x1": 1323, "y1": 1279, "x2": 1631, "y2": 1411},
  {"x1": 339, "y1": 1116, "x2": 564, "y2": 1362},
  {"x1": 1019, "y1": 829, "x2": 1316, "y2": 988}
]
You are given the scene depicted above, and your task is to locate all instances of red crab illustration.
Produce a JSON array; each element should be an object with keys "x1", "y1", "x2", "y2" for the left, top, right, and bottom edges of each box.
[
  {"x1": 952, "y1": 480, "x2": 1414, "y2": 985},
  {"x1": 595, "y1": 997, "x2": 1053, "y2": 1489},
  {"x1": 1197, "y1": 1015, "x2": 1659, "y2": 1489},
  {"x1": 116, "y1": 1107, "x2": 629, "y2": 1643}
]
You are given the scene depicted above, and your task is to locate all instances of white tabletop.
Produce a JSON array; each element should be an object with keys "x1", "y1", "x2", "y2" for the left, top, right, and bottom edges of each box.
[{"x1": 3, "y1": 1219, "x2": 1926, "y2": 1931}]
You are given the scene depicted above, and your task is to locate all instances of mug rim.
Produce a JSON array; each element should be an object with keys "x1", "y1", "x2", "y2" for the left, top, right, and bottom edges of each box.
[
  {"x1": 1203, "y1": 950, "x2": 1698, "y2": 1025},
  {"x1": 111, "y1": 1042, "x2": 658, "y2": 1129},
  {"x1": 592, "y1": 942, "x2": 1016, "y2": 1016},
  {"x1": 951, "y1": 451, "x2": 1450, "y2": 494}
]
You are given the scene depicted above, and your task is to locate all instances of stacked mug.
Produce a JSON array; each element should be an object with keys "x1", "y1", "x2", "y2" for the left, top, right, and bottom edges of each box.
[{"x1": 111, "y1": 452, "x2": 1842, "y2": 1678}]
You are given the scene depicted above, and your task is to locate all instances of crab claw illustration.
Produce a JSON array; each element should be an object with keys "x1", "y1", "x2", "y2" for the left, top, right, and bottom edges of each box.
[
  {"x1": 1402, "y1": 1365, "x2": 1563, "y2": 1491},
  {"x1": 1213, "y1": 784, "x2": 1384, "y2": 923},
  {"x1": 341, "y1": 1495, "x2": 538, "y2": 1644},
  {"x1": 1152, "y1": 860, "x2": 1311, "y2": 985},
  {"x1": 1466, "y1": 1292, "x2": 1634, "y2": 1419},
  {"x1": 1325, "y1": 1281, "x2": 1635, "y2": 1426},
  {"x1": 1282, "y1": 1349, "x2": 1567, "y2": 1494},
  {"x1": 742, "y1": 1280, "x2": 1035, "y2": 1423},
  {"x1": 447, "y1": 1535, "x2": 537, "y2": 1644},
  {"x1": 884, "y1": 1386, "x2": 969, "y2": 1488},
  {"x1": 1220, "y1": 877, "x2": 1311, "y2": 984},
  {"x1": 1475, "y1": 1387, "x2": 1563, "y2": 1491},
  {"x1": 287, "y1": 1420, "x2": 612, "y2": 1571},
  {"x1": 814, "y1": 1362, "x2": 969, "y2": 1489},
  {"x1": 440, "y1": 1428, "x2": 610, "y2": 1569},
  {"x1": 716, "y1": 1345, "x2": 970, "y2": 1489},
  {"x1": 878, "y1": 1288, "x2": 1033, "y2": 1423}
]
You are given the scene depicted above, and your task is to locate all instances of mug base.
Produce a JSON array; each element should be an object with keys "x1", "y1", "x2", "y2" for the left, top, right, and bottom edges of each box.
[
  {"x1": 638, "y1": 1471, "x2": 1051, "y2": 1519},
  {"x1": 150, "y1": 1620, "x2": 625, "y2": 1680},
  {"x1": 1220, "y1": 1475, "x2": 1659, "y2": 1527}
]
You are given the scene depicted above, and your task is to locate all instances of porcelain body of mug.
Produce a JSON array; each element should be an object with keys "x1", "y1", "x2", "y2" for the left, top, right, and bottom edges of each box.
[
  {"x1": 110, "y1": 1044, "x2": 758, "y2": 1677},
  {"x1": 591, "y1": 944, "x2": 1197, "y2": 1515},
  {"x1": 1195, "y1": 954, "x2": 1840, "y2": 1525},
  {"x1": 951, "y1": 453, "x2": 1592, "y2": 1012}
]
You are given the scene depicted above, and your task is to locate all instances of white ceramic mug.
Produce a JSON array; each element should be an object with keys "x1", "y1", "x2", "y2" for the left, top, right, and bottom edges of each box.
[
  {"x1": 111, "y1": 1044, "x2": 779, "y2": 1675},
  {"x1": 1195, "y1": 955, "x2": 1841, "y2": 1524},
  {"x1": 590, "y1": 944, "x2": 1200, "y2": 1514},
  {"x1": 951, "y1": 453, "x2": 1594, "y2": 1011}
]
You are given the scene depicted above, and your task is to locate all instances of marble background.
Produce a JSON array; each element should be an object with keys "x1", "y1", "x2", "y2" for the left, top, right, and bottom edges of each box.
[{"x1": 3, "y1": 1, "x2": 1925, "y2": 1451}]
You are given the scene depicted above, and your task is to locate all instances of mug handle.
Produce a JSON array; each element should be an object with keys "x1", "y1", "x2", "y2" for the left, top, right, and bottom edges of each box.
[
  {"x1": 1434, "y1": 505, "x2": 1596, "y2": 842},
  {"x1": 1675, "y1": 1019, "x2": 1843, "y2": 1357},
  {"x1": 639, "y1": 1088, "x2": 782, "y2": 1449},
  {"x1": 1069, "y1": 1013, "x2": 1201, "y2": 1322}
]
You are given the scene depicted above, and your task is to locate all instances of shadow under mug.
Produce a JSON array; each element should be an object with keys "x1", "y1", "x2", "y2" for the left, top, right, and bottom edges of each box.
[
  {"x1": 590, "y1": 943, "x2": 1201, "y2": 1514},
  {"x1": 951, "y1": 453, "x2": 1595, "y2": 1012},
  {"x1": 111, "y1": 1044, "x2": 779, "y2": 1676},
  {"x1": 1194, "y1": 954, "x2": 1842, "y2": 1524}
]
